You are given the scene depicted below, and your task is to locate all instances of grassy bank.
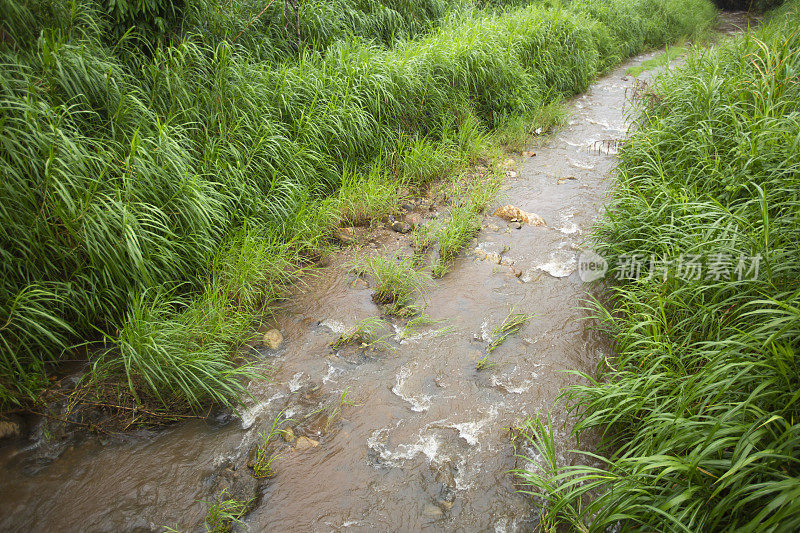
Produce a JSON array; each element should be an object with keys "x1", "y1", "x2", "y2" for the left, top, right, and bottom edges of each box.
[
  {"x1": 516, "y1": 2, "x2": 800, "y2": 530},
  {"x1": 0, "y1": 0, "x2": 715, "y2": 414}
]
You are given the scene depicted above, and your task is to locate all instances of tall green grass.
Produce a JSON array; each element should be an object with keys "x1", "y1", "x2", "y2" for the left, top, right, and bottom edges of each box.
[
  {"x1": 0, "y1": 0, "x2": 716, "y2": 411},
  {"x1": 516, "y1": 3, "x2": 800, "y2": 530}
]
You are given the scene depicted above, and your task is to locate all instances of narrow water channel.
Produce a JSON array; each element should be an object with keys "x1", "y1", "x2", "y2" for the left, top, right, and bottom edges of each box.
[{"x1": 0, "y1": 16, "x2": 752, "y2": 531}]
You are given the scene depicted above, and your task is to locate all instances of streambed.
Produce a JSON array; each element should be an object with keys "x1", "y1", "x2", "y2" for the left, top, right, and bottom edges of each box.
[{"x1": 0, "y1": 16, "x2": 752, "y2": 532}]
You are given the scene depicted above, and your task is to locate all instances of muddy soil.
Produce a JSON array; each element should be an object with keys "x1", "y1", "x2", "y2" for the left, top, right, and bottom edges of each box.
[{"x1": 0, "y1": 14, "x2": 752, "y2": 533}]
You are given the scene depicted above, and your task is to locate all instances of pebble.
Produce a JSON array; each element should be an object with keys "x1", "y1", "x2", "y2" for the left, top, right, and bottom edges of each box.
[
  {"x1": 334, "y1": 227, "x2": 355, "y2": 244},
  {"x1": 510, "y1": 221, "x2": 522, "y2": 230},
  {"x1": 391, "y1": 220, "x2": 412, "y2": 234},
  {"x1": 423, "y1": 504, "x2": 444, "y2": 518},
  {"x1": 295, "y1": 436, "x2": 320, "y2": 450},
  {"x1": 263, "y1": 329, "x2": 283, "y2": 350},
  {"x1": 0, "y1": 420, "x2": 20, "y2": 440}
]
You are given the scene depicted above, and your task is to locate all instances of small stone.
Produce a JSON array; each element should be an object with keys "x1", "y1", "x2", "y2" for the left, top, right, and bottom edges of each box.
[
  {"x1": 282, "y1": 427, "x2": 296, "y2": 443},
  {"x1": 263, "y1": 329, "x2": 283, "y2": 350},
  {"x1": 334, "y1": 227, "x2": 355, "y2": 244},
  {"x1": 246, "y1": 446, "x2": 258, "y2": 469},
  {"x1": 0, "y1": 420, "x2": 20, "y2": 440},
  {"x1": 437, "y1": 499, "x2": 455, "y2": 511},
  {"x1": 391, "y1": 220, "x2": 412, "y2": 234},
  {"x1": 500, "y1": 257, "x2": 514, "y2": 266},
  {"x1": 505, "y1": 171, "x2": 518, "y2": 178},
  {"x1": 294, "y1": 436, "x2": 320, "y2": 450},
  {"x1": 510, "y1": 221, "x2": 522, "y2": 230},
  {"x1": 352, "y1": 278, "x2": 369, "y2": 289},
  {"x1": 423, "y1": 504, "x2": 444, "y2": 518},
  {"x1": 521, "y1": 151, "x2": 536, "y2": 157},
  {"x1": 485, "y1": 252, "x2": 502, "y2": 264},
  {"x1": 493, "y1": 205, "x2": 546, "y2": 226},
  {"x1": 406, "y1": 212, "x2": 426, "y2": 229}
]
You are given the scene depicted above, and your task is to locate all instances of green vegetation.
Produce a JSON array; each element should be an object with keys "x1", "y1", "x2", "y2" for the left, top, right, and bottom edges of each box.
[
  {"x1": 625, "y1": 43, "x2": 688, "y2": 76},
  {"x1": 250, "y1": 410, "x2": 292, "y2": 479},
  {"x1": 516, "y1": 4, "x2": 800, "y2": 530},
  {"x1": 353, "y1": 254, "x2": 433, "y2": 315},
  {"x1": 487, "y1": 310, "x2": 534, "y2": 353},
  {"x1": 0, "y1": 0, "x2": 716, "y2": 413},
  {"x1": 203, "y1": 489, "x2": 252, "y2": 533},
  {"x1": 331, "y1": 316, "x2": 392, "y2": 350}
]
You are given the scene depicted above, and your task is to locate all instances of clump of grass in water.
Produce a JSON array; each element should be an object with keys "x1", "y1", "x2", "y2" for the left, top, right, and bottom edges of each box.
[
  {"x1": 304, "y1": 387, "x2": 356, "y2": 433},
  {"x1": 332, "y1": 317, "x2": 393, "y2": 350},
  {"x1": 487, "y1": 310, "x2": 534, "y2": 353},
  {"x1": 250, "y1": 410, "x2": 293, "y2": 479},
  {"x1": 352, "y1": 254, "x2": 432, "y2": 315},
  {"x1": 432, "y1": 173, "x2": 502, "y2": 278},
  {"x1": 203, "y1": 489, "x2": 252, "y2": 533}
]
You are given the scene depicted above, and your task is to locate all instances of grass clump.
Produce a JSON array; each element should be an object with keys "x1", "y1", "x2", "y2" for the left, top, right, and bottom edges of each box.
[
  {"x1": 626, "y1": 43, "x2": 688, "y2": 77},
  {"x1": 487, "y1": 310, "x2": 534, "y2": 353},
  {"x1": 516, "y1": 6, "x2": 800, "y2": 531},
  {"x1": 203, "y1": 489, "x2": 253, "y2": 533},
  {"x1": 250, "y1": 410, "x2": 293, "y2": 479},
  {"x1": 332, "y1": 317, "x2": 392, "y2": 350},
  {"x1": 354, "y1": 254, "x2": 432, "y2": 314}
]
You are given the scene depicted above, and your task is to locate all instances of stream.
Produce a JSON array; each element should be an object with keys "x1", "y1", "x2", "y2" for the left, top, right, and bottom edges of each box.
[{"x1": 0, "y1": 15, "x2": 752, "y2": 532}]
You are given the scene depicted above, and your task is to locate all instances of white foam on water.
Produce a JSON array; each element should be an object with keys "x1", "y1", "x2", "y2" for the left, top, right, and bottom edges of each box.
[
  {"x1": 449, "y1": 406, "x2": 498, "y2": 447},
  {"x1": 287, "y1": 371, "x2": 305, "y2": 392},
  {"x1": 392, "y1": 323, "x2": 441, "y2": 344},
  {"x1": 322, "y1": 362, "x2": 345, "y2": 384},
  {"x1": 320, "y1": 318, "x2": 346, "y2": 334},
  {"x1": 480, "y1": 320, "x2": 493, "y2": 343},
  {"x1": 490, "y1": 373, "x2": 536, "y2": 394},
  {"x1": 391, "y1": 365, "x2": 432, "y2": 412},
  {"x1": 569, "y1": 159, "x2": 595, "y2": 171},
  {"x1": 367, "y1": 427, "x2": 444, "y2": 467},
  {"x1": 239, "y1": 391, "x2": 285, "y2": 430},
  {"x1": 556, "y1": 213, "x2": 580, "y2": 235},
  {"x1": 532, "y1": 249, "x2": 577, "y2": 278}
]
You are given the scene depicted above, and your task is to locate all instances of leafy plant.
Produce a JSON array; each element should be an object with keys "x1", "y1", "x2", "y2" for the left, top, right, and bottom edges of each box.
[{"x1": 203, "y1": 489, "x2": 252, "y2": 533}]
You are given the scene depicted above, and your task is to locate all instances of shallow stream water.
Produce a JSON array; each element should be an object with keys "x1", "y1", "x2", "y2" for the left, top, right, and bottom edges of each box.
[{"x1": 0, "y1": 15, "x2": 754, "y2": 532}]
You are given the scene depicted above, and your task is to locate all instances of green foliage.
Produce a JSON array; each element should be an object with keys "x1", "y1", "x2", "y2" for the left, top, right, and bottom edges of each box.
[
  {"x1": 331, "y1": 316, "x2": 392, "y2": 350},
  {"x1": 487, "y1": 310, "x2": 534, "y2": 352},
  {"x1": 354, "y1": 254, "x2": 432, "y2": 314},
  {"x1": 516, "y1": 6, "x2": 800, "y2": 531},
  {"x1": 0, "y1": 0, "x2": 716, "y2": 410},
  {"x1": 203, "y1": 489, "x2": 252, "y2": 533}
]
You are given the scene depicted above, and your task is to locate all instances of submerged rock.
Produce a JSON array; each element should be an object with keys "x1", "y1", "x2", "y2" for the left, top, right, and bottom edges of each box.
[
  {"x1": 423, "y1": 504, "x2": 444, "y2": 519},
  {"x1": 263, "y1": 329, "x2": 283, "y2": 350},
  {"x1": 282, "y1": 427, "x2": 296, "y2": 443},
  {"x1": 294, "y1": 436, "x2": 319, "y2": 450}
]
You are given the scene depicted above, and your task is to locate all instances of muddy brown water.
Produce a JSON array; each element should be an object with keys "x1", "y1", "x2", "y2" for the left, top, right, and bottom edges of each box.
[{"x1": 0, "y1": 18, "x2": 752, "y2": 532}]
